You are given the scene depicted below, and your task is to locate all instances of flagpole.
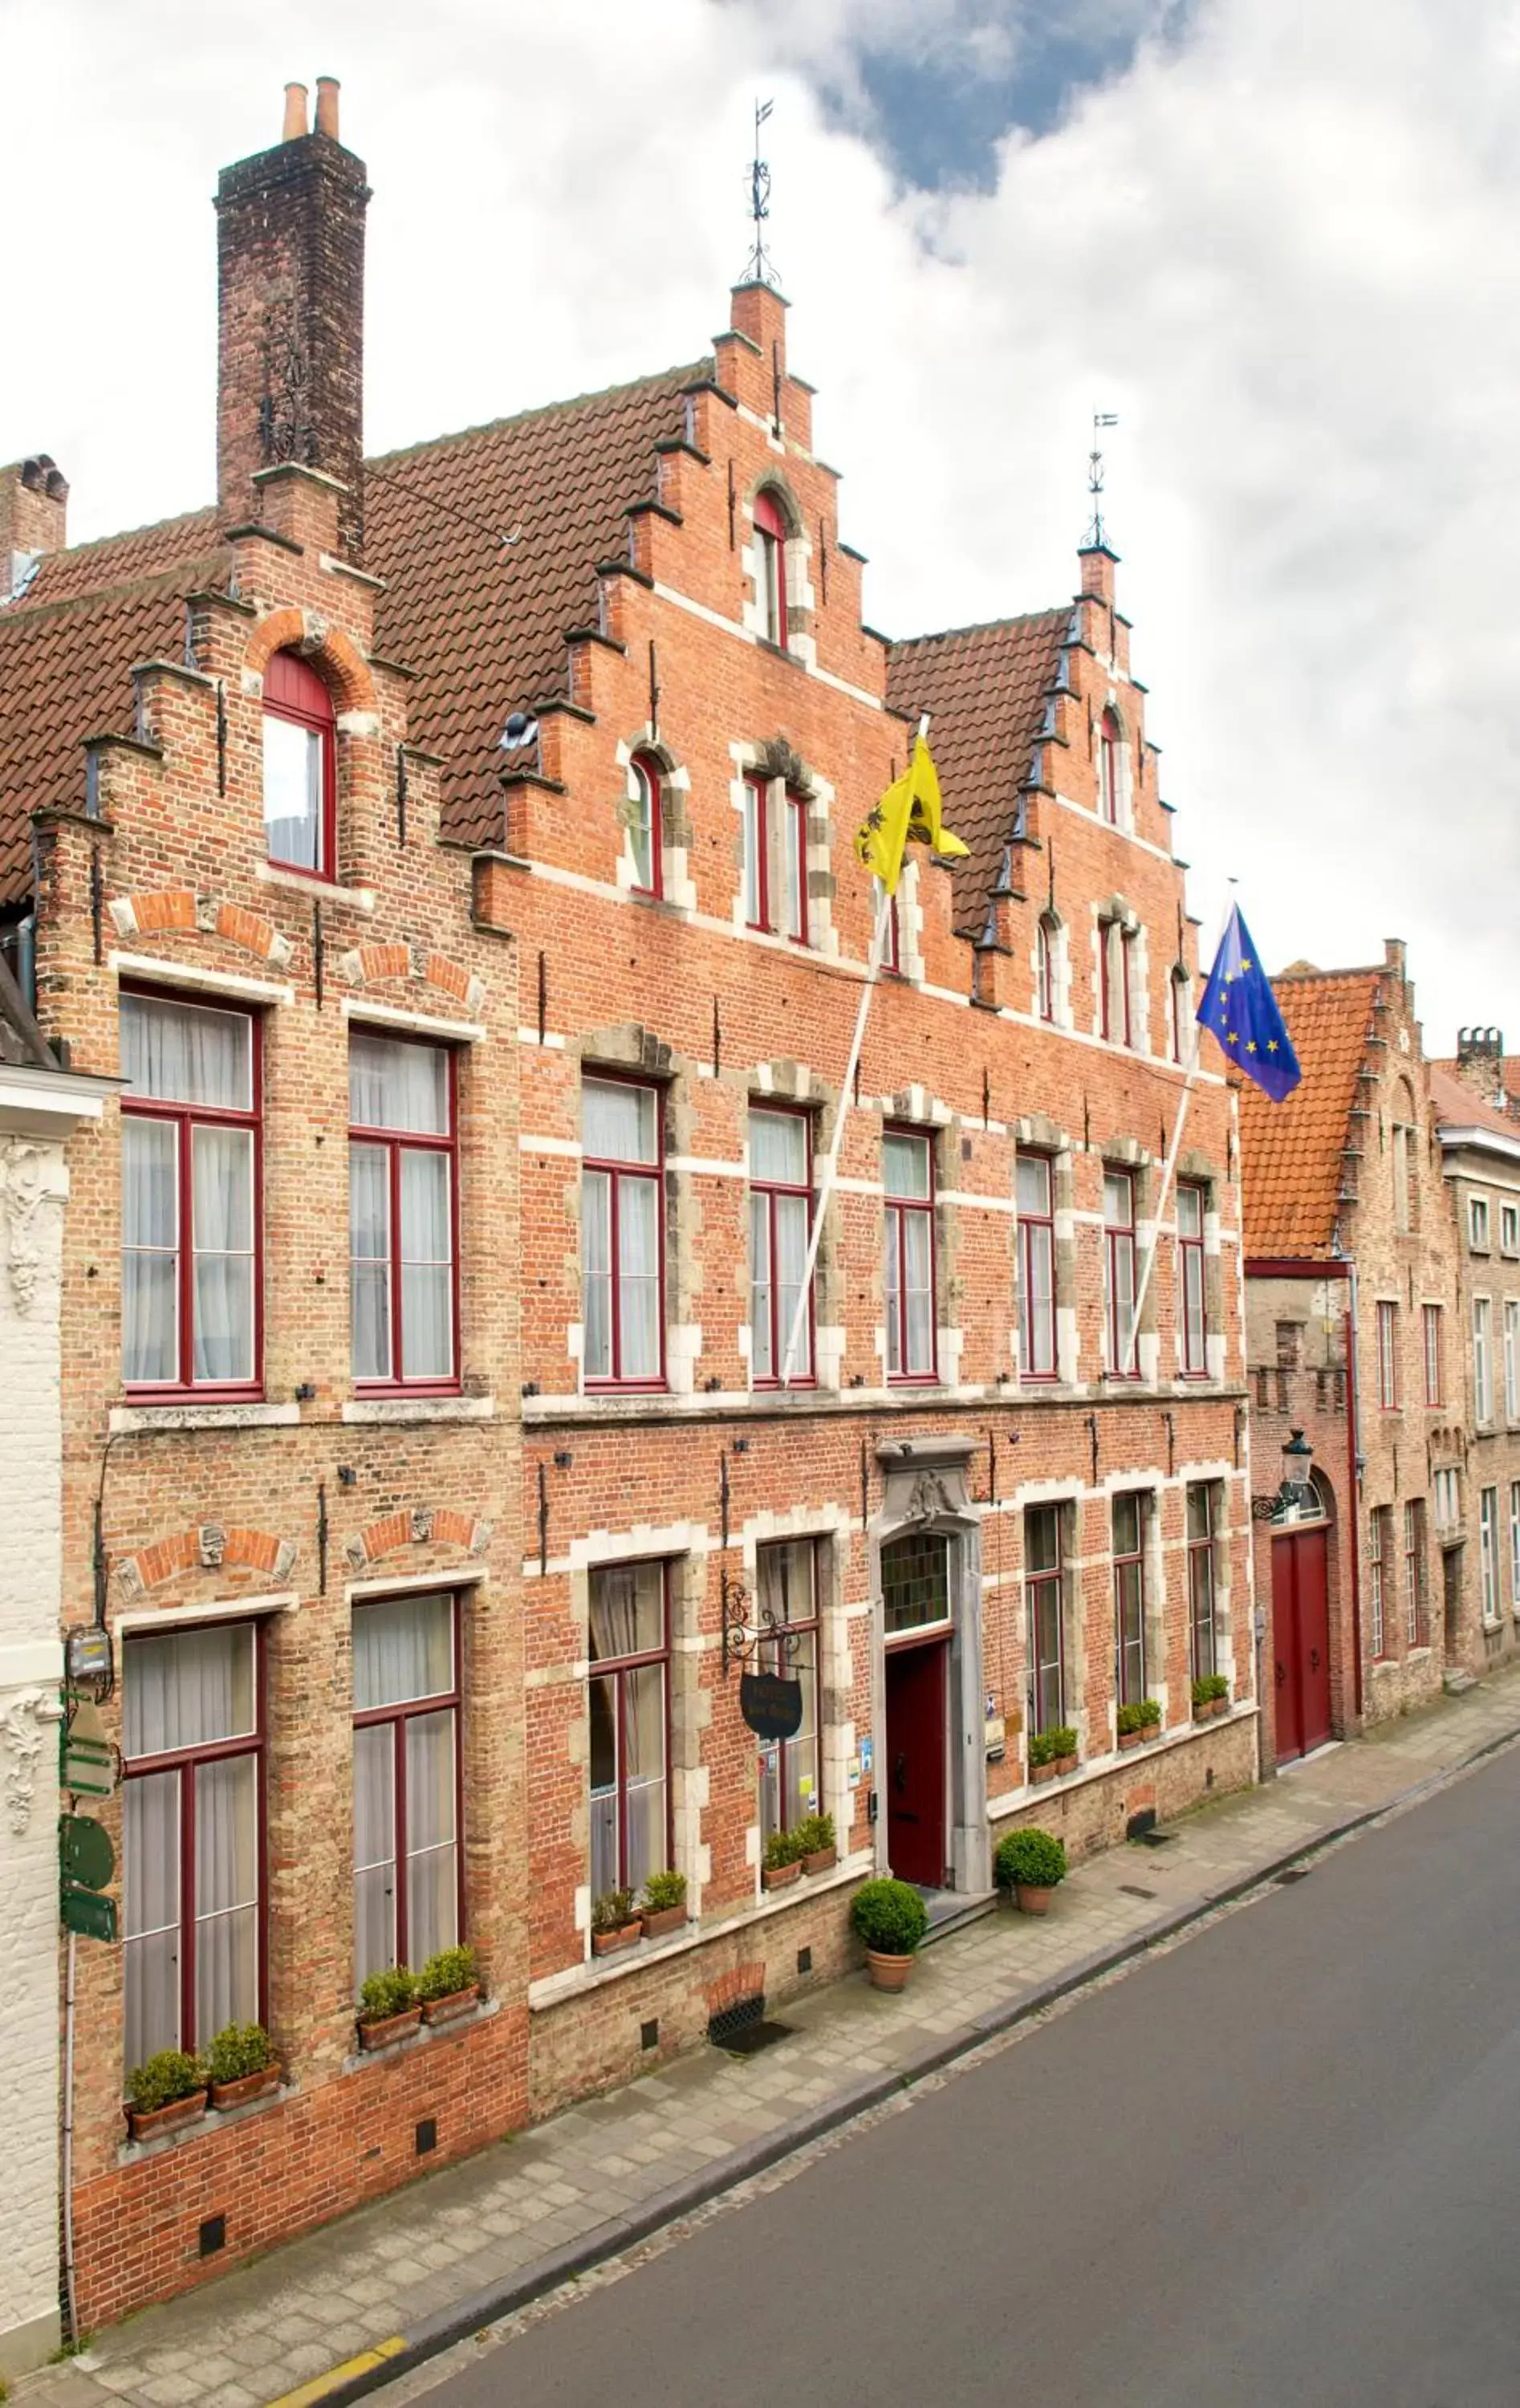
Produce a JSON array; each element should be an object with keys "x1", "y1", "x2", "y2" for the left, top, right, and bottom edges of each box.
[{"x1": 1125, "y1": 886, "x2": 1234, "y2": 1374}]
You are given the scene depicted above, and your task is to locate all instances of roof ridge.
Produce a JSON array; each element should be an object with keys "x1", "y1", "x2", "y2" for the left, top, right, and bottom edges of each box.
[
  {"x1": 1273, "y1": 963, "x2": 1384, "y2": 984},
  {"x1": 365, "y1": 360, "x2": 711, "y2": 474},
  {"x1": 888, "y1": 604, "x2": 1069, "y2": 653},
  {"x1": 28, "y1": 501, "x2": 219, "y2": 575}
]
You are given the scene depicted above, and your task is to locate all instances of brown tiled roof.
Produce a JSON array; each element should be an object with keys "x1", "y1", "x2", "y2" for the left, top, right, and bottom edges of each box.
[
  {"x1": 366, "y1": 364, "x2": 706, "y2": 849},
  {"x1": 1233, "y1": 968, "x2": 1381, "y2": 1259},
  {"x1": 884, "y1": 610, "x2": 1070, "y2": 932},
  {"x1": 18, "y1": 507, "x2": 222, "y2": 609},
  {"x1": 1428, "y1": 1061, "x2": 1520, "y2": 1143}
]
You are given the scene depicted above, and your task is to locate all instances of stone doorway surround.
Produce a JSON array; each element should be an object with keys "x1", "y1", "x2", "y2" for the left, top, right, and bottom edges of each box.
[{"x1": 870, "y1": 1438, "x2": 989, "y2": 1893}]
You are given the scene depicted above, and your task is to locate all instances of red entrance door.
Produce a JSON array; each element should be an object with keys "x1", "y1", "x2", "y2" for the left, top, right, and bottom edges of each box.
[
  {"x1": 1273, "y1": 1525, "x2": 1331, "y2": 1763},
  {"x1": 884, "y1": 1638, "x2": 948, "y2": 1885}
]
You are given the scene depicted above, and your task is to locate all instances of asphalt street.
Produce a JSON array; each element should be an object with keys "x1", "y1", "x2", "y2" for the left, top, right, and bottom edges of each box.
[{"x1": 408, "y1": 1743, "x2": 1520, "y2": 2406}]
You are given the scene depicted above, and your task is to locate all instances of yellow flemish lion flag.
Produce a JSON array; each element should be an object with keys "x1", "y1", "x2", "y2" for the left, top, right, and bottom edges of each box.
[{"x1": 853, "y1": 733, "x2": 968, "y2": 895}]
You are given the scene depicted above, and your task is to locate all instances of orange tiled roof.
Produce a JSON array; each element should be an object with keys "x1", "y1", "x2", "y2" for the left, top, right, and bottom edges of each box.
[
  {"x1": 884, "y1": 611, "x2": 1070, "y2": 934},
  {"x1": 1233, "y1": 967, "x2": 1381, "y2": 1259},
  {"x1": 1427, "y1": 1060, "x2": 1520, "y2": 1143}
]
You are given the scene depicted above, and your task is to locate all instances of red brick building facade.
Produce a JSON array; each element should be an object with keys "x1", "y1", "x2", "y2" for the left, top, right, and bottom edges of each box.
[{"x1": 1, "y1": 88, "x2": 1255, "y2": 2329}]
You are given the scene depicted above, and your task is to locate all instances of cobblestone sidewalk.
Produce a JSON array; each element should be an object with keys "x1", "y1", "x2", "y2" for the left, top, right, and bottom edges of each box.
[{"x1": 24, "y1": 1671, "x2": 1520, "y2": 2408}]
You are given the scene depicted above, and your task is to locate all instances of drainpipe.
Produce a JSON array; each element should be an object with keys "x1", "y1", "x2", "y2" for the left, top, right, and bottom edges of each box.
[
  {"x1": 62, "y1": 1929, "x2": 79, "y2": 2344},
  {"x1": 1346, "y1": 1263, "x2": 1365, "y2": 1724}
]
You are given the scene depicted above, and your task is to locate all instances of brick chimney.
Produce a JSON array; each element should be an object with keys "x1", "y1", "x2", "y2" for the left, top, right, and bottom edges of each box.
[
  {"x1": 2, "y1": 455, "x2": 68, "y2": 595},
  {"x1": 215, "y1": 79, "x2": 370, "y2": 561}
]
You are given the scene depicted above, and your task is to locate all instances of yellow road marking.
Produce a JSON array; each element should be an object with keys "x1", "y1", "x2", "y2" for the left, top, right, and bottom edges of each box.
[{"x1": 263, "y1": 2335, "x2": 408, "y2": 2408}]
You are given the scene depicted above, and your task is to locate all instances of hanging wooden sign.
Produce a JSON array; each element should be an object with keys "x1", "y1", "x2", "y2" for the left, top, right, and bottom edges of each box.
[{"x1": 740, "y1": 1670, "x2": 803, "y2": 1742}]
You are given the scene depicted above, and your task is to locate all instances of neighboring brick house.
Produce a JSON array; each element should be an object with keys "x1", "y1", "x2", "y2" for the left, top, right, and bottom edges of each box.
[
  {"x1": 0, "y1": 961, "x2": 116, "y2": 2376},
  {"x1": 1429, "y1": 1038, "x2": 1520, "y2": 1674},
  {"x1": 1, "y1": 83, "x2": 1255, "y2": 2328},
  {"x1": 1238, "y1": 944, "x2": 1462, "y2": 1764}
]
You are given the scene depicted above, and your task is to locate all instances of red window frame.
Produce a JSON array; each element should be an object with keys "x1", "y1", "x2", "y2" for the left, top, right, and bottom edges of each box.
[
  {"x1": 1037, "y1": 916, "x2": 1055, "y2": 1022},
  {"x1": 755, "y1": 1538, "x2": 821, "y2": 1836},
  {"x1": 1423, "y1": 1303, "x2": 1444, "y2": 1405},
  {"x1": 1376, "y1": 1299, "x2": 1400, "y2": 1410},
  {"x1": 1368, "y1": 1506, "x2": 1388, "y2": 1656},
  {"x1": 1113, "y1": 1492, "x2": 1148, "y2": 1706},
  {"x1": 884, "y1": 1125, "x2": 937, "y2": 1384},
  {"x1": 743, "y1": 774, "x2": 770, "y2": 933},
  {"x1": 1187, "y1": 1483, "x2": 1217, "y2": 1682},
  {"x1": 784, "y1": 787, "x2": 810, "y2": 944},
  {"x1": 582, "y1": 1075, "x2": 666, "y2": 1391},
  {"x1": 349, "y1": 1034, "x2": 461, "y2": 1395},
  {"x1": 1017, "y1": 1151, "x2": 1057, "y2": 1381},
  {"x1": 352, "y1": 1593, "x2": 465, "y2": 1977},
  {"x1": 1026, "y1": 1505, "x2": 1066, "y2": 1737},
  {"x1": 1100, "y1": 706, "x2": 1123, "y2": 825},
  {"x1": 121, "y1": 987, "x2": 263, "y2": 1402},
  {"x1": 750, "y1": 1105, "x2": 815, "y2": 1389},
  {"x1": 754, "y1": 489, "x2": 789, "y2": 647},
  {"x1": 587, "y1": 1561, "x2": 673, "y2": 1895},
  {"x1": 1099, "y1": 920, "x2": 1134, "y2": 1047},
  {"x1": 122, "y1": 1619, "x2": 266, "y2": 2054},
  {"x1": 1177, "y1": 1181, "x2": 1208, "y2": 1377},
  {"x1": 628, "y1": 752, "x2": 664, "y2": 899},
  {"x1": 262, "y1": 647, "x2": 337, "y2": 881},
  {"x1": 1404, "y1": 1501, "x2": 1428, "y2": 1647},
  {"x1": 1104, "y1": 1168, "x2": 1139, "y2": 1378}
]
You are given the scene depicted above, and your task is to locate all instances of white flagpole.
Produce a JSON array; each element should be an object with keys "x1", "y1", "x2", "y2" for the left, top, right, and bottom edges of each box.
[{"x1": 1125, "y1": 886, "x2": 1234, "y2": 1374}]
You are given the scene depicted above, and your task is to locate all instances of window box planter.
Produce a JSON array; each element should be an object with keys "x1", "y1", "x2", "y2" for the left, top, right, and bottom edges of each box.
[
  {"x1": 125, "y1": 2089, "x2": 209, "y2": 2143},
  {"x1": 762, "y1": 1859, "x2": 803, "y2": 1892},
  {"x1": 803, "y1": 1843, "x2": 838, "y2": 1877},
  {"x1": 209, "y1": 2065, "x2": 282, "y2": 2112},
  {"x1": 640, "y1": 1905, "x2": 688, "y2": 1941},
  {"x1": 1030, "y1": 1759, "x2": 1056, "y2": 1786},
  {"x1": 357, "y1": 2006, "x2": 422, "y2": 2050},
  {"x1": 591, "y1": 1920, "x2": 643, "y2": 1958},
  {"x1": 1118, "y1": 1727, "x2": 1143, "y2": 1752},
  {"x1": 421, "y1": 1986, "x2": 480, "y2": 2028},
  {"x1": 1054, "y1": 1752, "x2": 1079, "y2": 1778}
]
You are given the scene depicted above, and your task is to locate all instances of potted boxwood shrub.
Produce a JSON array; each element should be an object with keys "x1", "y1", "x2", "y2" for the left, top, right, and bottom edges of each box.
[
  {"x1": 124, "y1": 2048, "x2": 209, "y2": 2142},
  {"x1": 996, "y1": 1826, "x2": 1068, "y2": 1916},
  {"x1": 798, "y1": 1812, "x2": 837, "y2": 1877},
  {"x1": 417, "y1": 1943, "x2": 481, "y2": 2025},
  {"x1": 1051, "y1": 1725, "x2": 1079, "y2": 1778},
  {"x1": 762, "y1": 1828, "x2": 803, "y2": 1891},
  {"x1": 640, "y1": 1869, "x2": 689, "y2": 1940},
  {"x1": 207, "y1": 2022, "x2": 281, "y2": 2111},
  {"x1": 356, "y1": 1965, "x2": 421, "y2": 2048},
  {"x1": 1206, "y1": 1674, "x2": 1230, "y2": 1717},
  {"x1": 1138, "y1": 1698, "x2": 1163, "y2": 1740},
  {"x1": 850, "y1": 1876, "x2": 929, "y2": 1991},
  {"x1": 1028, "y1": 1729, "x2": 1057, "y2": 1786},
  {"x1": 1116, "y1": 1701, "x2": 1143, "y2": 1752},
  {"x1": 591, "y1": 1889, "x2": 641, "y2": 1955}
]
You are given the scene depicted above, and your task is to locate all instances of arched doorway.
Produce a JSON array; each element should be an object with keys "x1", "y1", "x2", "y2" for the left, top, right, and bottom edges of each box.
[{"x1": 1272, "y1": 1476, "x2": 1333, "y2": 1762}]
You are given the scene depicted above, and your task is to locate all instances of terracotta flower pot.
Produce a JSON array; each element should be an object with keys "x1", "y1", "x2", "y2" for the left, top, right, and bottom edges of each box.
[
  {"x1": 1118, "y1": 1728, "x2": 1141, "y2": 1751},
  {"x1": 591, "y1": 1922, "x2": 642, "y2": 1958},
  {"x1": 762, "y1": 1860, "x2": 803, "y2": 1891},
  {"x1": 421, "y1": 1986, "x2": 480, "y2": 2026},
  {"x1": 865, "y1": 1948, "x2": 914, "y2": 1992},
  {"x1": 125, "y1": 2089, "x2": 209, "y2": 2142},
  {"x1": 1055, "y1": 1754, "x2": 1079, "y2": 1778},
  {"x1": 357, "y1": 2006, "x2": 423, "y2": 2050},
  {"x1": 1030, "y1": 1760, "x2": 1055, "y2": 1786},
  {"x1": 209, "y1": 2064, "x2": 282, "y2": 2111},
  {"x1": 1213, "y1": 1694, "x2": 1230, "y2": 1717},
  {"x1": 1141, "y1": 1722, "x2": 1163, "y2": 1743},
  {"x1": 1016, "y1": 1884, "x2": 1055, "y2": 1916},
  {"x1": 803, "y1": 1845, "x2": 838, "y2": 1877},
  {"x1": 640, "y1": 1904, "x2": 687, "y2": 1940}
]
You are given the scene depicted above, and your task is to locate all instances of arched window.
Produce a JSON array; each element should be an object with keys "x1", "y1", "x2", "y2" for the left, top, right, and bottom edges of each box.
[
  {"x1": 754, "y1": 490, "x2": 789, "y2": 648},
  {"x1": 1099, "y1": 706, "x2": 1123, "y2": 826},
  {"x1": 1037, "y1": 914, "x2": 1058, "y2": 1023},
  {"x1": 262, "y1": 649, "x2": 335, "y2": 876},
  {"x1": 628, "y1": 753, "x2": 663, "y2": 897}
]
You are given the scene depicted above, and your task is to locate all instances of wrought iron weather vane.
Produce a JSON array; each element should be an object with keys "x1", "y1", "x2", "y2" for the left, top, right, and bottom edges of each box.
[
  {"x1": 742, "y1": 97, "x2": 779, "y2": 288},
  {"x1": 1085, "y1": 409, "x2": 1119, "y2": 548}
]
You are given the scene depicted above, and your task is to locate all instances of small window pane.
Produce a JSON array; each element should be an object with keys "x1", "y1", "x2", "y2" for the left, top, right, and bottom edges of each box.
[
  {"x1": 262, "y1": 713, "x2": 322, "y2": 869},
  {"x1": 581, "y1": 1167, "x2": 612, "y2": 1379},
  {"x1": 1017, "y1": 1154, "x2": 1051, "y2": 1216},
  {"x1": 399, "y1": 1149, "x2": 453, "y2": 1381},
  {"x1": 1177, "y1": 1185, "x2": 1203, "y2": 1239},
  {"x1": 882, "y1": 1531, "x2": 950, "y2": 1633},
  {"x1": 1104, "y1": 1171, "x2": 1132, "y2": 1226},
  {"x1": 124, "y1": 1767, "x2": 181, "y2": 2069},
  {"x1": 617, "y1": 1174, "x2": 661, "y2": 1377},
  {"x1": 1026, "y1": 1506, "x2": 1061, "y2": 1576},
  {"x1": 1187, "y1": 1484, "x2": 1212, "y2": 1543},
  {"x1": 630, "y1": 762, "x2": 656, "y2": 890},
  {"x1": 584, "y1": 1080, "x2": 657, "y2": 1164},
  {"x1": 194, "y1": 1753, "x2": 258, "y2": 2040},
  {"x1": 884, "y1": 1133, "x2": 930, "y2": 1199},
  {"x1": 124, "y1": 1624, "x2": 256, "y2": 1758},
  {"x1": 349, "y1": 1034, "x2": 449, "y2": 1136},
  {"x1": 192, "y1": 1125, "x2": 255, "y2": 1383},
  {"x1": 122, "y1": 993, "x2": 252, "y2": 1110},
  {"x1": 353, "y1": 1593, "x2": 454, "y2": 1711},
  {"x1": 1114, "y1": 1494, "x2": 1143, "y2": 1555},
  {"x1": 588, "y1": 1561, "x2": 665, "y2": 1662},
  {"x1": 354, "y1": 1722, "x2": 396, "y2": 1985},
  {"x1": 751, "y1": 1109, "x2": 808, "y2": 1186}
]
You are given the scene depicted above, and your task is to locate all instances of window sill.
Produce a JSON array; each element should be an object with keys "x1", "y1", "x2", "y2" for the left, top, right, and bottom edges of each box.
[
  {"x1": 526, "y1": 1853, "x2": 872, "y2": 2012},
  {"x1": 988, "y1": 1702, "x2": 1257, "y2": 1822},
  {"x1": 110, "y1": 1399, "x2": 300, "y2": 1434},
  {"x1": 340, "y1": 1995, "x2": 499, "y2": 2073},
  {"x1": 343, "y1": 1393, "x2": 495, "y2": 1426},
  {"x1": 255, "y1": 860, "x2": 375, "y2": 910},
  {"x1": 117, "y1": 2077, "x2": 296, "y2": 2166}
]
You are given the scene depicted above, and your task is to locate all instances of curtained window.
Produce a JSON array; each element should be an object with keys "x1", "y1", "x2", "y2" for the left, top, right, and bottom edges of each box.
[
  {"x1": 582, "y1": 1079, "x2": 663, "y2": 1386},
  {"x1": 1188, "y1": 1483, "x2": 1219, "y2": 1682},
  {"x1": 754, "y1": 490, "x2": 789, "y2": 647},
  {"x1": 1026, "y1": 1507, "x2": 1066, "y2": 1737},
  {"x1": 1103, "y1": 1169, "x2": 1138, "y2": 1377},
  {"x1": 120, "y1": 991, "x2": 260, "y2": 1394},
  {"x1": 749, "y1": 1108, "x2": 813, "y2": 1385},
  {"x1": 1177, "y1": 1182, "x2": 1208, "y2": 1375},
  {"x1": 122, "y1": 1621, "x2": 262, "y2": 2074},
  {"x1": 628, "y1": 755, "x2": 663, "y2": 897},
  {"x1": 262, "y1": 649, "x2": 335, "y2": 876},
  {"x1": 349, "y1": 1031, "x2": 457, "y2": 1388},
  {"x1": 783, "y1": 789, "x2": 810, "y2": 945},
  {"x1": 1112, "y1": 1492, "x2": 1148, "y2": 1706},
  {"x1": 587, "y1": 1561, "x2": 669, "y2": 1902},
  {"x1": 742, "y1": 775, "x2": 770, "y2": 931},
  {"x1": 883, "y1": 1128, "x2": 936, "y2": 1381},
  {"x1": 1016, "y1": 1153, "x2": 1057, "y2": 1381},
  {"x1": 352, "y1": 1592, "x2": 461, "y2": 1986},
  {"x1": 756, "y1": 1540, "x2": 823, "y2": 1843}
]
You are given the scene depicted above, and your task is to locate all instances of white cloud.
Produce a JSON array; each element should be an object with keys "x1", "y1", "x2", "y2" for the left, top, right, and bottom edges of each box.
[{"x1": 2, "y1": 0, "x2": 1514, "y2": 1048}]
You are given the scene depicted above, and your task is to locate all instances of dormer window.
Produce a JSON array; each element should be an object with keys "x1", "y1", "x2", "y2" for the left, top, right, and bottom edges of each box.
[
  {"x1": 628, "y1": 754, "x2": 663, "y2": 897},
  {"x1": 262, "y1": 649, "x2": 335, "y2": 877},
  {"x1": 1099, "y1": 707, "x2": 1123, "y2": 826},
  {"x1": 754, "y1": 490, "x2": 789, "y2": 648}
]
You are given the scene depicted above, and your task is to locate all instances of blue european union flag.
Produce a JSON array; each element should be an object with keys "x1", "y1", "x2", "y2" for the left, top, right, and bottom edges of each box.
[{"x1": 1197, "y1": 904, "x2": 1302, "y2": 1100}]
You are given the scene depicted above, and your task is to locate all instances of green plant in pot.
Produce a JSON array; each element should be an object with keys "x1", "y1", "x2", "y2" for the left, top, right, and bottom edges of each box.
[
  {"x1": 850, "y1": 1877, "x2": 930, "y2": 1991},
  {"x1": 1137, "y1": 1697, "x2": 1162, "y2": 1735},
  {"x1": 996, "y1": 1826, "x2": 1068, "y2": 1915},
  {"x1": 1050, "y1": 1724, "x2": 1079, "y2": 1775},
  {"x1": 640, "y1": 1869, "x2": 689, "y2": 1938},
  {"x1": 797, "y1": 1812, "x2": 837, "y2": 1875},
  {"x1": 591, "y1": 1889, "x2": 640, "y2": 1954},
  {"x1": 1205, "y1": 1673, "x2": 1230, "y2": 1714},
  {"x1": 762, "y1": 1827, "x2": 804, "y2": 1889},
  {"x1": 417, "y1": 1943, "x2": 481, "y2": 2023},
  {"x1": 1116, "y1": 1701, "x2": 1143, "y2": 1749},
  {"x1": 124, "y1": 2048, "x2": 209, "y2": 2139},
  {"x1": 1028, "y1": 1728, "x2": 1057, "y2": 1784},
  {"x1": 206, "y1": 2022, "x2": 281, "y2": 2109},
  {"x1": 357, "y1": 1965, "x2": 421, "y2": 2047}
]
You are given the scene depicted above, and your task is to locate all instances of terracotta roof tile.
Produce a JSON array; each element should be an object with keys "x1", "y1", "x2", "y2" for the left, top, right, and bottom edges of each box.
[
  {"x1": 1427, "y1": 1061, "x2": 1520, "y2": 1143},
  {"x1": 1232, "y1": 968, "x2": 1381, "y2": 1259},
  {"x1": 366, "y1": 364, "x2": 706, "y2": 849},
  {"x1": 17, "y1": 507, "x2": 222, "y2": 608},
  {"x1": 883, "y1": 611, "x2": 1070, "y2": 931}
]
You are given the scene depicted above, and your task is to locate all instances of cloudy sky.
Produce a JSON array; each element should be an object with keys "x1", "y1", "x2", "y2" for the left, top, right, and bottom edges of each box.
[{"x1": 4, "y1": 0, "x2": 1512, "y2": 1051}]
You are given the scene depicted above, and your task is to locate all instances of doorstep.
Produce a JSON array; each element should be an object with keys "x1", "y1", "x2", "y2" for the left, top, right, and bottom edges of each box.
[{"x1": 916, "y1": 1887, "x2": 998, "y2": 1947}]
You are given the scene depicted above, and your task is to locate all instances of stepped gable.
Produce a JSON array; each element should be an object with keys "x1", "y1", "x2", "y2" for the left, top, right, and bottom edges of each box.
[
  {"x1": 884, "y1": 608, "x2": 1069, "y2": 934},
  {"x1": 365, "y1": 363, "x2": 706, "y2": 852},
  {"x1": 1230, "y1": 966, "x2": 1383, "y2": 1259}
]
